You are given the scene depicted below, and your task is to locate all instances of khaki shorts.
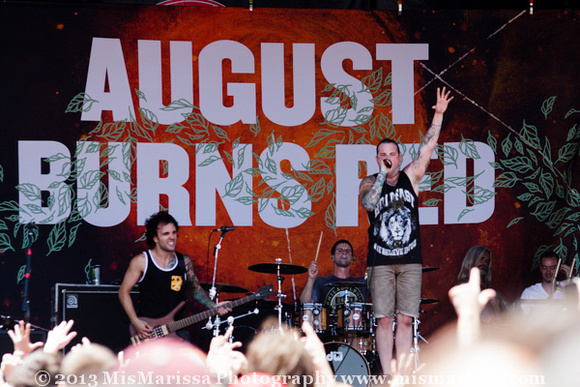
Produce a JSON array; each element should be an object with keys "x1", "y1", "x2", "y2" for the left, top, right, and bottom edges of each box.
[{"x1": 368, "y1": 264, "x2": 422, "y2": 319}]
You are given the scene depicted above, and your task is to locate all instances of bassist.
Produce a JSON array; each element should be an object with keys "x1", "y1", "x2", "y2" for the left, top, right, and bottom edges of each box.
[{"x1": 118, "y1": 211, "x2": 230, "y2": 342}]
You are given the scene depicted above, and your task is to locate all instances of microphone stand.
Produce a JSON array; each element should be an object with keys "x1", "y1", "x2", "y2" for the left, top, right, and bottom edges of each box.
[
  {"x1": 210, "y1": 230, "x2": 228, "y2": 300},
  {"x1": 22, "y1": 224, "x2": 36, "y2": 323}
]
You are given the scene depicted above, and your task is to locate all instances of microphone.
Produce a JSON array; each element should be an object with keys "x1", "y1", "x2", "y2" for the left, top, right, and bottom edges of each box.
[
  {"x1": 214, "y1": 226, "x2": 235, "y2": 233},
  {"x1": 384, "y1": 159, "x2": 392, "y2": 168}
]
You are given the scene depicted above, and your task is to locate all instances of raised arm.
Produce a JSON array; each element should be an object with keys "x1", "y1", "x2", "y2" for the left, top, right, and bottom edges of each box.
[
  {"x1": 404, "y1": 87, "x2": 453, "y2": 194},
  {"x1": 300, "y1": 261, "x2": 319, "y2": 303}
]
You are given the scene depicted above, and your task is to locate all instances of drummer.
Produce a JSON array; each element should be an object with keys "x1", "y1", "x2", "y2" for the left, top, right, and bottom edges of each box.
[{"x1": 300, "y1": 239, "x2": 369, "y2": 307}]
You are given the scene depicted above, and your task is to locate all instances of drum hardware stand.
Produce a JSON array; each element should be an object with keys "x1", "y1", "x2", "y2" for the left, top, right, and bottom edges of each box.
[
  {"x1": 204, "y1": 308, "x2": 260, "y2": 339},
  {"x1": 411, "y1": 311, "x2": 428, "y2": 372},
  {"x1": 274, "y1": 258, "x2": 287, "y2": 330}
]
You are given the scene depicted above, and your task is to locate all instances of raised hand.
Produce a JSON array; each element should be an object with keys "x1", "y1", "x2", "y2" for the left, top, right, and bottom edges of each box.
[
  {"x1": 432, "y1": 87, "x2": 454, "y2": 115},
  {"x1": 7, "y1": 320, "x2": 44, "y2": 355}
]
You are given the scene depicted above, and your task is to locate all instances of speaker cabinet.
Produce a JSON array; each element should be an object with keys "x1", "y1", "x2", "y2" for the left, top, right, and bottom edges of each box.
[{"x1": 52, "y1": 283, "x2": 138, "y2": 354}]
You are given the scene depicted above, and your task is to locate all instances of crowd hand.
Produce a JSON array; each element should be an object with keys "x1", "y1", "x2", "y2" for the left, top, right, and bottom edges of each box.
[
  {"x1": 308, "y1": 261, "x2": 318, "y2": 279},
  {"x1": 43, "y1": 320, "x2": 78, "y2": 353},
  {"x1": 300, "y1": 321, "x2": 334, "y2": 386},
  {"x1": 448, "y1": 268, "x2": 496, "y2": 347},
  {"x1": 432, "y1": 86, "x2": 454, "y2": 114},
  {"x1": 132, "y1": 319, "x2": 152, "y2": 340},
  {"x1": 206, "y1": 325, "x2": 248, "y2": 384},
  {"x1": 7, "y1": 320, "x2": 44, "y2": 355},
  {"x1": 69, "y1": 337, "x2": 91, "y2": 352},
  {"x1": 1, "y1": 353, "x2": 22, "y2": 384},
  {"x1": 389, "y1": 353, "x2": 414, "y2": 385},
  {"x1": 216, "y1": 301, "x2": 232, "y2": 316}
]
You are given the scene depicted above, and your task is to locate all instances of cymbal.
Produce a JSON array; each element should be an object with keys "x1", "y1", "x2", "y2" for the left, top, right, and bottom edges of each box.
[
  {"x1": 248, "y1": 262, "x2": 308, "y2": 275},
  {"x1": 200, "y1": 282, "x2": 249, "y2": 293},
  {"x1": 420, "y1": 298, "x2": 439, "y2": 305},
  {"x1": 422, "y1": 267, "x2": 439, "y2": 273},
  {"x1": 327, "y1": 280, "x2": 367, "y2": 287}
]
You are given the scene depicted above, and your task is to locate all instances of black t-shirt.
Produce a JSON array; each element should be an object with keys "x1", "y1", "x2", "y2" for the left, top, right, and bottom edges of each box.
[{"x1": 311, "y1": 274, "x2": 369, "y2": 307}]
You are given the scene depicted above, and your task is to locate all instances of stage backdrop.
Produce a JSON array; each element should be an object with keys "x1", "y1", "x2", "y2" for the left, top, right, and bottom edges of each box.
[{"x1": 1, "y1": 4, "x2": 579, "y2": 340}]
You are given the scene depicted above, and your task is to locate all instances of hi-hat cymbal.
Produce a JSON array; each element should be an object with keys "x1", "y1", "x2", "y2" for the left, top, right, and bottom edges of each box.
[
  {"x1": 248, "y1": 262, "x2": 308, "y2": 275},
  {"x1": 327, "y1": 280, "x2": 367, "y2": 287},
  {"x1": 422, "y1": 267, "x2": 439, "y2": 273},
  {"x1": 200, "y1": 282, "x2": 249, "y2": 293},
  {"x1": 420, "y1": 298, "x2": 439, "y2": 305}
]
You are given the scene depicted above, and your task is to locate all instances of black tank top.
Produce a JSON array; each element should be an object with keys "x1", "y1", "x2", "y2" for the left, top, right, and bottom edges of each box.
[
  {"x1": 366, "y1": 171, "x2": 422, "y2": 266},
  {"x1": 138, "y1": 250, "x2": 186, "y2": 318}
]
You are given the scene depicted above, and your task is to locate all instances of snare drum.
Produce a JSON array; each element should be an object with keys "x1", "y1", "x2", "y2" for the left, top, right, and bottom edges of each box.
[
  {"x1": 336, "y1": 302, "x2": 368, "y2": 333},
  {"x1": 324, "y1": 342, "x2": 370, "y2": 387},
  {"x1": 299, "y1": 303, "x2": 329, "y2": 333}
]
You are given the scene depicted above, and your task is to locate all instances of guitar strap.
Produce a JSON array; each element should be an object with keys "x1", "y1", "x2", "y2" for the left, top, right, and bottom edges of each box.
[{"x1": 175, "y1": 251, "x2": 186, "y2": 278}]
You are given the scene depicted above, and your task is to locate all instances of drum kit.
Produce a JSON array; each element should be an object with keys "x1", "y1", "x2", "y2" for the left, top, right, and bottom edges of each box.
[{"x1": 210, "y1": 260, "x2": 440, "y2": 384}]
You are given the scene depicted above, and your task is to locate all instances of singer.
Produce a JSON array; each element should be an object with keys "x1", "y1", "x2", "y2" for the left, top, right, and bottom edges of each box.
[
  {"x1": 118, "y1": 211, "x2": 231, "y2": 342},
  {"x1": 359, "y1": 87, "x2": 453, "y2": 376}
]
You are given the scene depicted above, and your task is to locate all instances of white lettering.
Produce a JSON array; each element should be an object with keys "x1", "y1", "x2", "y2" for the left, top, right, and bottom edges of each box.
[
  {"x1": 376, "y1": 43, "x2": 429, "y2": 124},
  {"x1": 261, "y1": 43, "x2": 316, "y2": 126},
  {"x1": 199, "y1": 40, "x2": 256, "y2": 125},
  {"x1": 136, "y1": 143, "x2": 192, "y2": 226},
  {"x1": 138, "y1": 40, "x2": 194, "y2": 124},
  {"x1": 320, "y1": 42, "x2": 374, "y2": 127},
  {"x1": 81, "y1": 38, "x2": 135, "y2": 122}
]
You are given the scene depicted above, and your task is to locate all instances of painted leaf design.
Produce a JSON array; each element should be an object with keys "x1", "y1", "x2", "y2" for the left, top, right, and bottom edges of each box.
[
  {"x1": 306, "y1": 128, "x2": 344, "y2": 148},
  {"x1": 459, "y1": 134, "x2": 480, "y2": 159},
  {"x1": 47, "y1": 221, "x2": 67, "y2": 255},
  {"x1": 520, "y1": 120, "x2": 541, "y2": 150},
  {"x1": 541, "y1": 96, "x2": 556, "y2": 119},
  {"x1": 494, "y1": 172, "x2": 519, "y2": 188},
  {"x1": 0, "y1": 233, "x2": 14, "y2": 253},
  {"x1": 360, "y1": 68, "x2": 383, "y2": 94},
  {"x1": 224, "y1": 174, "x2": 244, "y2": 197},
  {"x1": 487, "y1": 131, "x2": 497, "y2": 153},
  {"x1": 507, "y1": 217, "x2": 524, "y2": 228},
  {"x1": 161, "y1": 98, "x2": 194, "y2": 111}
]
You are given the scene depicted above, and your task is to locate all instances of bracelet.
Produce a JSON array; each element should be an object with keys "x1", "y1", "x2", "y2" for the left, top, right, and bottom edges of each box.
[{"x1": 12, "y1": 350, "x2": 26, "y2": 358}]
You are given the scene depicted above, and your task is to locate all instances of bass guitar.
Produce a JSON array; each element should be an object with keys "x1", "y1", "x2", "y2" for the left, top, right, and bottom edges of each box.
[{"x1": 129, "y1": 284, "x2": 273, "y2": 345}]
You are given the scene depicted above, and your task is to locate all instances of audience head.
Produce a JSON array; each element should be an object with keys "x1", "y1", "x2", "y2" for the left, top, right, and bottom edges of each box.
[
  {"x1": 121, "y1": 338, "x2": 209, "y2": 386},
  {"x1": 245, "y1": 318, "x2": 314, "y2": 387},
  {"x1": 457, "y1": 245, "x2": 493, "y2": 286},
  {"x1": 60, "y1": 342, "x2": 118, "y2": 385},
  {"x1": 7, "y1": 350, "x2": 62, "y2": 387}
]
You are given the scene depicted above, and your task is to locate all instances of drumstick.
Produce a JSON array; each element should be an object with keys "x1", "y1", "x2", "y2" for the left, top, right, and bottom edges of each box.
[
  {"x1": 314, "y1": 231, "x2": 323, "y2": 262},
  {"x1": 552, "y1": 258, "x2": 562, "y2": 296}
]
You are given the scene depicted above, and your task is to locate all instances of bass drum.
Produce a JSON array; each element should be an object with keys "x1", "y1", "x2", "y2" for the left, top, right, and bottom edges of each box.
[{"x1": 324, "y1": 342, "x2": 370, "y2": 387}]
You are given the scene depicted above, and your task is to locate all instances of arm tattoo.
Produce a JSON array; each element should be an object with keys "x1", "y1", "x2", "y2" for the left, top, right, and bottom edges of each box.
[
  {"x1": 185, "y1": 258, "x2": 215, "y2": 309},
  {"x1": 361, "y1": 173, "x2": 386, "y2": 211}
]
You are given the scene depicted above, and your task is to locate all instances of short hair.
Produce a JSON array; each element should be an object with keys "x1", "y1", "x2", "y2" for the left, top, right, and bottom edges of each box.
[
  {"x1": 539, "y1": 251, "x2": 558, "y2": 263},
  {"x1": 145, "y1": 211, "x2": 179, "y2": 248},
  {"x1": 331, "y1": 239, "x2": 353, "y2": 255},
  {"x1": 376, "y1": 138, "x2": 401, "y2": 155}
]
